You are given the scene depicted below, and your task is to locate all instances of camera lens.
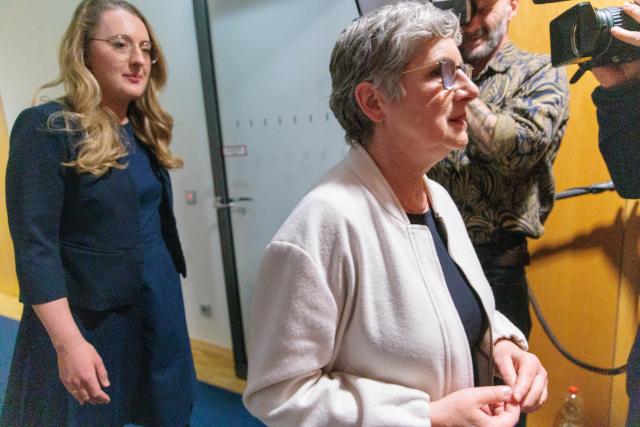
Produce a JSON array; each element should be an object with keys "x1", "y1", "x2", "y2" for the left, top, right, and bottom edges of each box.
[
  {"x1": 570, "y1": 22, "x2": 580, "y2": 58},
  {"x1": 595, "y1": 7, "x2": 624, "y2": 29},
  {"x1": 594, "y1": 7, "x2": 626, "y2": 58}
]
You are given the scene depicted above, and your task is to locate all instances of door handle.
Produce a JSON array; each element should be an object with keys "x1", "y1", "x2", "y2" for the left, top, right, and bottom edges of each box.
[{"x1": 214, "y1": 196, "x2": 253, "y2": 210}]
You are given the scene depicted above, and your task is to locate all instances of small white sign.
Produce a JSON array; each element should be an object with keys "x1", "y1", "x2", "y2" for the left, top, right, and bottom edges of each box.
[{"x1": 223, "y1": 145, "x2": 248, "y2": 157}]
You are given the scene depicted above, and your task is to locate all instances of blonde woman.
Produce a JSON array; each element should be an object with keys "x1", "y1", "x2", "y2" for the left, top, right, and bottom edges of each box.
[{"x1": 1, "y1": 1, "x2": 195, "y2": 425}]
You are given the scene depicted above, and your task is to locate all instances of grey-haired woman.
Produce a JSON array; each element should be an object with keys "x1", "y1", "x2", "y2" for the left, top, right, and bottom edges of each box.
[{"x1": 243, "y1": 2, "x2": 547, "y2": 426}]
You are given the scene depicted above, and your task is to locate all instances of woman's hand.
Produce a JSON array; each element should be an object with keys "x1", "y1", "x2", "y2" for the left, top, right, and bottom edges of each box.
[
  {"x1": 57, "y1": 339, "x2": 111, "y2": 405},
  {"x1": 430, "y1": 386, "x2": 520, "y2": 427},
  {"x1": 493, "y1": 339, "x2": 547, "y2": 413},
  {"x1": 32, "y1": 298, "x2": 111, "y2": 405}
]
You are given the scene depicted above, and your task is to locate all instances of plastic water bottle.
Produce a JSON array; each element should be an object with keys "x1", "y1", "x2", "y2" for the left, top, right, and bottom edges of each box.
[{"x1": 555, "y1": 385, "x2": 585, "y2": 427}]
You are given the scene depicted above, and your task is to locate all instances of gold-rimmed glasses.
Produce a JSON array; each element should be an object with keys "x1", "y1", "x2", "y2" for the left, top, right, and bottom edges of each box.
[
  {"x1": 91, "y1": 34, "x2": 158, "y2": 64},
  {"x1": 402, "y1": 59, "x2": 473, "y2": 90}
]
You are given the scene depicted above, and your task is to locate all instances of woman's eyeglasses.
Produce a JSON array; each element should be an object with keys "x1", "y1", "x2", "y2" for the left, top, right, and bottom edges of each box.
[
  {"x1": 91, "y1": 34, "x2": 158, "y2": 64},
  {"x1": 402, "y1": 59, "x2": 473, "y2": 90}
]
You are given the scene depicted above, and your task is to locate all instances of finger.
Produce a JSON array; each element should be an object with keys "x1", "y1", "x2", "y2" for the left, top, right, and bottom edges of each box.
[
  {"x1": 490, "y1": 408, "x2": 520, "y2": 427},
  {"x1": 538, "y1": 379, "x2": 549, "y2": 408},
  {"x1": 623, "y1": 1, "x2": 640, "y2": 22},
  {"x1": 480, "y1": 404, "x2": 493, "y2": 415},
  {"x1": 522, "y1": 379, "x2": 549, "y2": 412},
  {"x1": 493, "y1": 340, "x2": 523, "y2": 387},
  {"x1": 490, "y1": 402, "x2": 505, "y2": 415},
  {"x1": 85, "y1": 375, "x2": 111, "y2": 404},
  {"x1": 482, "y1": 402, "x2": 519, "y2": 427},
  {"x1": 88, "y1": 395, "x2": 109, "y2": 405},
  {"x1": 495, "y1": 355, "x2": 517, "y2": 388},
  {"x1": 89, "y1": 389, "x2": 111, "y2": 404},
  {"x1": 473, "y1": 385, "x2": 513, "y2": 406},
  {"x1": 95, "y1": 357, "x2": 111, "y2": 388},
  {"x1": 521, "y1": 370, "x2": 547, "y2": 412},
  {"x1": 611, "y1": 26, "x2": 640, "y2": 47},
  {"x1": 72, "y1": 389, "x2": 89, "y2": 405},
  {"x1": 504, "y1": 401, "x2": 521, "y2": 418},
  {"x1": 81, "y1": 363, "x2": 110, "y2": 404},
  {"x1": 512, "y1": 357, "x2": 540, "y2": 402}
]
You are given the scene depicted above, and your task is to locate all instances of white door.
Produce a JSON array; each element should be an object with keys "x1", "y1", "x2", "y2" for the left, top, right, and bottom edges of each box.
[{"x1": 198, "y1": 0, "x2": 358, "y2": 376}]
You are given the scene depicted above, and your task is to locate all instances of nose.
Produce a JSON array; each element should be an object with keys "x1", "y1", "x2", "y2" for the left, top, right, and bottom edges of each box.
[
  {"x1": 454, "y1": 70, "x2": 479, "y2": 102},
  {"x1": 129, "y1": 45, "x2": 146, "y2": 66}
]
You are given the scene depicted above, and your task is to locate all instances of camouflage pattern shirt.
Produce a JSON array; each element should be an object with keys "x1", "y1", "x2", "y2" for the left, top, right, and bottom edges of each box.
[{"x1": 429, "y1": 42, "x2": 570, "y2": 245}]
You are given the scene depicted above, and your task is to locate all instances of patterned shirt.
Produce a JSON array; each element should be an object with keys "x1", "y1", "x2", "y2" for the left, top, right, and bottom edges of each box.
[{"x1": 429, "y1": 42, "x2": 570, "y2": 245}]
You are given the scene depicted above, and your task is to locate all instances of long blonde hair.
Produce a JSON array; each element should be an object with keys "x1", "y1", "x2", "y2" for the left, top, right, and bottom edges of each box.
[{"x1": 36, "y1": 0, "x2": 182, "y2": 175}]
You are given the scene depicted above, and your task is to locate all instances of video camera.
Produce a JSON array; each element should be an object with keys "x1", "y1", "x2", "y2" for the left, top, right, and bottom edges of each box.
[
  {"x1": 358, "y1": 1, "x2": 640, "y2": 84},
  {"x1": 537, "y1": 0, "x2": 640, "y2": 82},
  {"x1": 356, "y1": 0, "x2": 475, "y2": 24}
]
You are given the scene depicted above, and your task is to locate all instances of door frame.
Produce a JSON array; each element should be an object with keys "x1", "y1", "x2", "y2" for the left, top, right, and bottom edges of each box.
[{"x1": 192, "y1": 0, "x2": 247, "y2": 379}]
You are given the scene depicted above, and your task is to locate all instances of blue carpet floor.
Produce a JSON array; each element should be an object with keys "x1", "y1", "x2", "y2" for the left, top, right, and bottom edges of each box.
[{"x1": 0, "y1": 316, "x2": 263, "y2": 426}]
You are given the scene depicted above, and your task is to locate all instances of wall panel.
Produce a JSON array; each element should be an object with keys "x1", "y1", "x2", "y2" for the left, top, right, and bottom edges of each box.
[
  {"x1": 509, "y1": 2, "x2": 638, "y2": 426},
  {"x1": 0, "y1": 93, "x2": 18, "y2": 296}
]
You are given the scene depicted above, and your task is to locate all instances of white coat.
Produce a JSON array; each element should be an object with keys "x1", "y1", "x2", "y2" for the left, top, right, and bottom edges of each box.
[{"x1": 243, "y1": 144, "x2": 527, "y2": 426}]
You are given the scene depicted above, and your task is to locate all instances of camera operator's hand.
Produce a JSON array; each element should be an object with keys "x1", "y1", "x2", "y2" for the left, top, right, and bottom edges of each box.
[
  {"x1": 611, "y1": 0, "x2": 640, "y2": 46},
  {"x1": 592, "y1": 0, "x2": 640, "y2": 87}
]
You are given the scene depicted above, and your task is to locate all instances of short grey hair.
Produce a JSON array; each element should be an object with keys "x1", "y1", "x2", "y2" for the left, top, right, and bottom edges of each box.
[{"x1": 329, "y1": 1, "x2": 461, "y2": 146}]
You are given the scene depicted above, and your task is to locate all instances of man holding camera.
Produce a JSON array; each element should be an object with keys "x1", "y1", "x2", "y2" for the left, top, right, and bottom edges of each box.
[
  {"x1": 591, "y1": 2, "x2": 640, "y2": 425},
  {"x1": 430, "y1": 0, "x2": 570, "y2": 357}
]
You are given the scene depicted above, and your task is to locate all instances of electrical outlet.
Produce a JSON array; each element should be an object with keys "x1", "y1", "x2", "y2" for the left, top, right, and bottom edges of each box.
[{"x1": 199, "y1": 304, "x2": 212, "y2": 318}]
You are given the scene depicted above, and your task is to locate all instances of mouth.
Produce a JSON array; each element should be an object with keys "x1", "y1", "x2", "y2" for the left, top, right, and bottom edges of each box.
[
  {"x1": 449, "y1": 113, "x2": 467, "y2": 123},
  {"x1": 123, "y1": 74, "x2": 143, "y2": 84}
]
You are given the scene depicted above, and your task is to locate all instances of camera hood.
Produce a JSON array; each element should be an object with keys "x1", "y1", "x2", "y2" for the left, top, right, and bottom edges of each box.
[{"x1": 550, "y1": 2, "x2": 599, "y2": 66}]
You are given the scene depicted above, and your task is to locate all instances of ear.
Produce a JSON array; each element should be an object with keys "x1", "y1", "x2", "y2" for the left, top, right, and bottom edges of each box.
[
  {"x1": 354, "y1": 81, "x2": 386, "y2": 124},
  {"x1": 507, "y1": 0, "x2": 519, "y2": 20}
]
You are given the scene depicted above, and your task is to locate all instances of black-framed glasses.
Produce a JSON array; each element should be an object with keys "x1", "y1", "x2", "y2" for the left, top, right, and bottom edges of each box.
[
  {"x1": 91, "y1": 34, "x2": 158, "y2": 64},
  {"x1": 402, "y1": 59, "x2": 473, "y2": 90}
]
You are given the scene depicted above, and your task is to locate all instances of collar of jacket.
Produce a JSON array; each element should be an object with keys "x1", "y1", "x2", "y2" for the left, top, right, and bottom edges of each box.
[{"x1": 346, "y1": 144, "x2": 443, "y2": 225}]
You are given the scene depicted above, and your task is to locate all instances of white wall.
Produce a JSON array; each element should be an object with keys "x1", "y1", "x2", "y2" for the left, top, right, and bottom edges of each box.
[{"x1": 0, "y1": 0, "x2": 231, "y2": 348}]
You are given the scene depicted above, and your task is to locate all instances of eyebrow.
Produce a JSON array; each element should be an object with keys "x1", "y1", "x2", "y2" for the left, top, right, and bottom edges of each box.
[
  {"x1": 402, "y1": 58, "x2": 461, "y2": 74},
  {"x1": 103, "y1": 34, "x2": 152, "y2": 43}
]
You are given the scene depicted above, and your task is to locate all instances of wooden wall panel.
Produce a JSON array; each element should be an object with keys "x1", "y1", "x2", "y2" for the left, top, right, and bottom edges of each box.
[
  {"x1": 509, "y1": 1, "x2": 639, "y2": 426},
  {"x1": 0, "y1": 93, "x2": 18, "y2": 297}
]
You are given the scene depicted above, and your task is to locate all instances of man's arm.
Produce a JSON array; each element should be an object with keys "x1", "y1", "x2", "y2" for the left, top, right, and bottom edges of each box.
[
  {"x1": 466, "y1": 61, "x2": 569, "y2": 177},
  {"x1": 466, "y1": 98, "x2": 498, "y2": 155}
]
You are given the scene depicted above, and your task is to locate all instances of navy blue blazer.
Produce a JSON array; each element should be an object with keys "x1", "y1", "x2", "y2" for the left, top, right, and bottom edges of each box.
[{"x1": 5, "y1": 102, "x2": 186, "y2": 311}]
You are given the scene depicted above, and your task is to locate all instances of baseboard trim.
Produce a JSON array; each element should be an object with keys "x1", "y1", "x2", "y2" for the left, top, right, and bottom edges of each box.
[
  {"x1": 0, "y1": 292, "x2": 21, "y2": 320},
  {"x1": 190, "y1": 338, "x2": 247, "y2": 394}
]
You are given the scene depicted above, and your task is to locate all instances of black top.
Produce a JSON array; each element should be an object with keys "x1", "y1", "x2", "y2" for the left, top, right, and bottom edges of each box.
[{"x1": 408, "y1": 210, "x2": 487, "y2": 384}]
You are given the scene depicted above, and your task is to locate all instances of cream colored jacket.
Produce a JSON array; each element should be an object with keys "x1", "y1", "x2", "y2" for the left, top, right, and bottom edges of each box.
[{"x1": 243, "y1": 145, "x2": 527, "y2": 427}]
